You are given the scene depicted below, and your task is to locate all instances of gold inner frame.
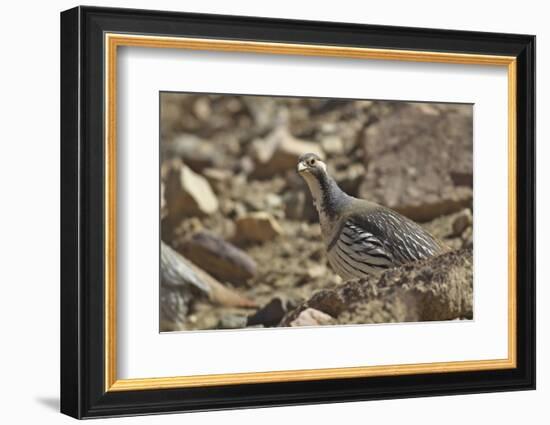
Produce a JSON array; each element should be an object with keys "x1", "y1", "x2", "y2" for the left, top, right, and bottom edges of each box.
[{"x1": 104, "y1": 33, "x2": 517, "y2": 392}]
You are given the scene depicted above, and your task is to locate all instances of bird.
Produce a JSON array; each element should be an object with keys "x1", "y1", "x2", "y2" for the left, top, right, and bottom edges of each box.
[{"x1": 297, "y1": 153, "x2": 446, "y2": 281}]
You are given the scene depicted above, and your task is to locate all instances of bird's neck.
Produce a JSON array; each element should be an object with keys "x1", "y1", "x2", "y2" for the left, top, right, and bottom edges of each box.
[{"x1": 305, "y1": 172, "x2": 350, "y2": 221}]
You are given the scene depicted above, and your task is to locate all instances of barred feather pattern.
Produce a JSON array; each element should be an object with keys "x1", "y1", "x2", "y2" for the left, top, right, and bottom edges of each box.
[{"x1": 327, "y1": 212, "x2": 443, "y2": 280}]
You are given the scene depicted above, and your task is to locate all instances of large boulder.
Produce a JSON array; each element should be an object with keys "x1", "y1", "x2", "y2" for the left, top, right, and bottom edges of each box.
[
  {"x1": 359, "y1": 103, "x2": 473, "y2": 222},
  {"x1": 280, "y1": 248, "x2": 473, "y2": 326}
]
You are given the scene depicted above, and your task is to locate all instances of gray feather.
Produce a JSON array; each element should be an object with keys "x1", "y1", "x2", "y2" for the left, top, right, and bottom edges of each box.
[{"x1": 343, "y1": 205, "x2": 444, "y2": 265}]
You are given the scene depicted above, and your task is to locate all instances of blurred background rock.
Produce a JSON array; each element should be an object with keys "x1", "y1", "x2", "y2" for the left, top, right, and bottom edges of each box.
[{"x1": 159, "y1": 93, "x2": 473, "y2": 331}]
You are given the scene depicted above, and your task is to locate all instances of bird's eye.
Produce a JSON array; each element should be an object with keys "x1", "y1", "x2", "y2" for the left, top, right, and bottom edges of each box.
[{"x1": 308, "y1": 158, "x2": 316, "y2": 166}]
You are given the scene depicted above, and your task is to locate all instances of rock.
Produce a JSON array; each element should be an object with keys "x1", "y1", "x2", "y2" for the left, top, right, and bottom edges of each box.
[
  {"x1": 242, "y1": 96, "x2": 280, "y2": 133},
  {"x1": 160, "y1": 242, "x2": 256, "y2": 332},
  {"x1": 461, "y1": 226, "x2": 473, "y2": 249},
  {"x1": 179, "y1": 231, "x2": 257, "y2": 285},
  {"x1": 161, "y1": 241, "x2": 212, "y2": 293},
  {"x1": 332, "y1": 162, "x2": 365, "y2": 197},
  {"x1": 160, "y1": 286, "x2": 192, "y2": 332},
  {"x1": 360, "y1": 103, "x2": 473, "y2": 222},
  {"x1": 193, "y1": 97, "x2": 211, "y2": 121},
  {"x1": 452, "y1": 208, "x2": 473, "y2": 236},
  {"x1": 450, "y1": 170, "x2": 473, "y2": 187},
  {"x1": 235, "y1": 156, "x2": 255, "y2": 175},
  {"x1": 281, "y1": 248, "x2": 473, "y2": 326},
  {"x1": 283, "y1": 190, "x2": 308, "y2": 221},
  {"x1": 265, "y1": 193, "x2": 283, "y2": 210},
  {"x1": 415, "y1": 103, "x2": 441, "y2": 116},
  {"x1": 164, "y1": 159, "x2": 219, "y2": 218},
  {"x1": 160, "y1": 182, "x2": 167, "y2": 219},
  {"x1": 163, "y1": 134, "x2": 224, "y2": 172},
  {"x1": 202, "y1": 167, "x2": 233, "y2": 186},
  {"x1": 390, "y1": 187, "x2": 473, "y2": 223},
  {"x1": 201, "y1": 276, "x2": 257, "y2": 309},
  {"x1": 289, "y1": 308, "x2": 334, "y2": 327},
  {"x1": 320, "y1": 135, "x2": 345, "y2": 155},
  {"x1": 235, "y1": 212, "x2": 283, "y2": 243},
  {"x1": 283, "y1": 173, "x2": 318, "y2": 222},
  {"x1": 306, "y1": 264, "x2": 326, "y2": 280},
  {"x1": 220, "y1": 199, "x2": 247, "y2": 220},
  {"x1": 250, "y1": 126, "x2": 324, "y2": 179},
  {"x1": 160, "y1": 241, "x2": 210, "y2": 331},
  {"x1": 218, "y1": 314, "x2": 248, "y2": 329},
  {"x1": 185, "y1": 310, "x2": 220, "y2": 331},
  {"x1": 247, "y1": 296, "x2": 297, "y2": 327}
]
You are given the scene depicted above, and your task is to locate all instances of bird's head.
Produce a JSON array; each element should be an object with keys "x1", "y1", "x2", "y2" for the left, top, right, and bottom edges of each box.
[
  {"x1": 297, "y1": 152, "x2": 349, "y2": 216},
  {"x1": 297, "y1": 152, "x2": 327, "y2": 178},
  {"x1": 297, "y1": 152, "x2": 333, "y2": 209}
]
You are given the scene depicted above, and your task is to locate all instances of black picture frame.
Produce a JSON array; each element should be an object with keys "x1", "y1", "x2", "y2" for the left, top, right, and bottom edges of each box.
[{"x1": 60, "y1": 5, "x2": 535, "y2": 419}]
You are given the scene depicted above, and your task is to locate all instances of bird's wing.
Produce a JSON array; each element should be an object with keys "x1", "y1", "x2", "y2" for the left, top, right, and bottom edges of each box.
[
  {"x1": 160, "y1": 241, "x2": 211, "y2": 294},
  {"x1": 333, "y1": 219, "x2": 395, "y2": 272},
  {"x1": 342, "y1": 207, "x2": 443, "y2": 266}
]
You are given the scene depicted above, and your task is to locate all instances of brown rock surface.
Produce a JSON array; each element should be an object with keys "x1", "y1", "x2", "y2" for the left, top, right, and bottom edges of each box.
[
  {"x1": 164, "y1": 159, "x2": 219, "y2": 218},
  {"x1": 251, "y1": 126, "x2": 324, "y2": 179},
  {"x1": 289, "y1": 308, "x2": 334, "y2": 327},
  {"x1": 281, "y1": 248, "x2": 473, "y2": 326},
  {"x1": 234, "y1": 212, "x2": 284, "y2": 243},
  {"x1": 178, "y1": 231, "x2": 257, "y2": 285},
  {"x1": 359, "y1": 103, "x2": 473, "y2": 222}
]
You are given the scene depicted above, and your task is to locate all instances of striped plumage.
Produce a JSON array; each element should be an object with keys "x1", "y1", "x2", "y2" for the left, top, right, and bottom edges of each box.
[{"x1": 297, "y1": 153, "x2": 445, "y2": 280}]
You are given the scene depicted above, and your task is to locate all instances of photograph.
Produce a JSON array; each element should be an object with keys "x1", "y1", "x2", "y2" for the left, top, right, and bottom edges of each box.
[
  {"x1": 58, "y1": 5, "x2": 535, "y2": 419},
  {"x1": 159, "y1": 93, "x2": 474, "y2": 332}
]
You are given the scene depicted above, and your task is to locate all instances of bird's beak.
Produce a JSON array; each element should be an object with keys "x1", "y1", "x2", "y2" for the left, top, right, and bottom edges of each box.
[{"x1": 297, "y1": 161, "x2": 307, "y2": 173}]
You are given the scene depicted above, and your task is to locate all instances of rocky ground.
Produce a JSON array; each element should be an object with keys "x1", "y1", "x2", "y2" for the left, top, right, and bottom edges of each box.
[{"x1": 159, "y1": 93, "x2": 473, "y2": 332}]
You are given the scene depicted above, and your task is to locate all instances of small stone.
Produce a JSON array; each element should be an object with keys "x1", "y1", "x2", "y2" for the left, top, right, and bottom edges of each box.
[
  {"x1": 452, "y1": 208, "x2": 473, "y2": 236},
  {"x1": 218, "y1": 315, "x2": 248, "y2": 329},
  {"x1": 283, "y1": 189, "x2": 317, "y2": 222},
  {"x1": 202, "y1": 167, "x2": 232, "y2": 185},
  {"x1": 309, "y1": 248, "x2": 324, "y2": 262},
  {"x1": 160, "y1": 182, "x2": 167, "y2": 219},
  {"x1": 180, "y1": 231, "x2": 257, "y2": 285},
  {"x1": 193, "y1": 97, "x2": 211, "y2": 121},
  {"x1": 235, "y1": 212, "x2": 283, "y2": 243},
  {"x1": 247, "y1": 297, "x2": 296, "y2": 327},
  {"x1": 221, "y1": 200, "x2": 247, "y2": 220},
  {"x1": 289, "y1": 308, "x2": 334, "y2": 327},
  {"x1": 414, "y1": 103, "x2": 440, "y2": 116},
  {"x1": 333, "y1": 163, "x2": 365, "y2": 197},
  {"x1": 164, "y1": 134, "x2": 222, "y2": 171},
  {"x1": 251, "y1": 127, "x2": 324, "y2": 178},
  {"x1": 265, "y1": 193, "x2": 283, "y2": 209},
  {"x1": 461, "y1": 226, "x2": 473, "y2": 249},
  {"x1": 165, "y1": 160, "x2": 219, "y2": 217},
  {"x1": 321, "y1": 135, "x2": 345, "y2": 155},
  {"x1": 320, "y1": 122, "x2": 337, "y2": 133},
  {"x1": 450, "y1": 171, "x2": 473, "y2": 187},
  {"x1": 307, "y1": 264, "x2": 326, "y2": 280},
  {"x1": 236, "y1": 156, "x2": 254, "y2": 175},
  {"x1": 357, "y1": 100, "x2": 373, "y2": 109}
]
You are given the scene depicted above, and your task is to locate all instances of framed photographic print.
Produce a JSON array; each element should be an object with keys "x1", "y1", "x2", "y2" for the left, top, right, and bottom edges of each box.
[{"x1": 60, "y1": 6, "x2": 535, "y2": 419}]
